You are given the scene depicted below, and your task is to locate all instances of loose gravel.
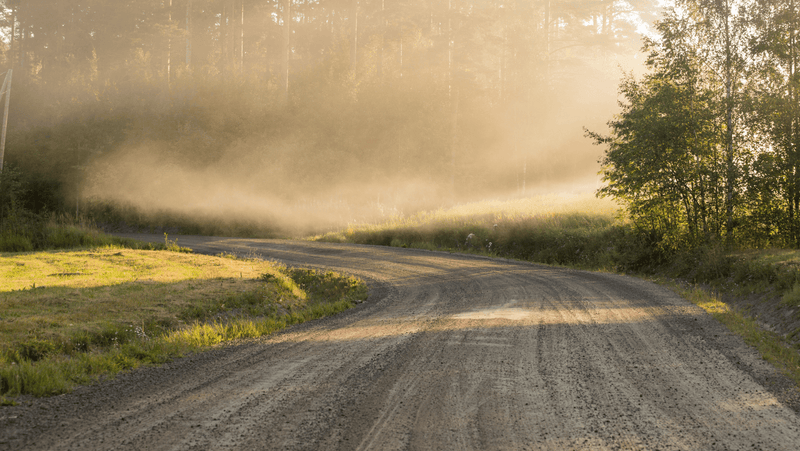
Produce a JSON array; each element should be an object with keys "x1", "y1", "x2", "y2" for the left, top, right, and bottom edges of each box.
[{"x1": 1, "y1": 235, "x2": 799, "y2": 450}]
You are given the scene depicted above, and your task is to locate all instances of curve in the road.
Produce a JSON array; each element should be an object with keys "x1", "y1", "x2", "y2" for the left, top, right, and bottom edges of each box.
[{"x1": 1, "y1": 234, "x2": 799, "y2": 450}]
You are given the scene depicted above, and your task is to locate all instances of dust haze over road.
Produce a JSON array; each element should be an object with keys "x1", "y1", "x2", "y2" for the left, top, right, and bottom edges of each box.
[{"x1": 2, "y1": 235, "x2": 800, "y2": 450}]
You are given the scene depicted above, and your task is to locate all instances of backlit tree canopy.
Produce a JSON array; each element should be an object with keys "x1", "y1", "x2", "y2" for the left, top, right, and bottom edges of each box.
[{"x1": 591, "y1": 0, "x2": 800, "y2": 248}]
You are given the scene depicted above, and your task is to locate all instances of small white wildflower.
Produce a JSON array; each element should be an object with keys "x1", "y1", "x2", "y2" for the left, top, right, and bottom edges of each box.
[{"x1": 465, "y1": 233, "x2": 476, "y2": 246}]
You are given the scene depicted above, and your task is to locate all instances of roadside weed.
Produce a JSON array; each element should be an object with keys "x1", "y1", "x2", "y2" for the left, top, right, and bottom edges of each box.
[{"x1": 782, "y1": 282, "x2": 800, "y2": 308}]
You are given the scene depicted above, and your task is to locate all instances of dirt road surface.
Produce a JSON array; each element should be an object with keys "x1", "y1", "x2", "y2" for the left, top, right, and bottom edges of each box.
[{"x1": 2, "y1": 235, "x2": 800, "y2": 450}]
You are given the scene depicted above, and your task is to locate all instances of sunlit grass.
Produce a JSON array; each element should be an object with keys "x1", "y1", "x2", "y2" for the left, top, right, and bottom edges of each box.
[
  {"x1": 0, "y1": 249, "x2": 367, "y2": 401},
  {"x1": 166, "y1": 299, "x2": 355, "y2": 347},
  {"x1": 316, "y1": 193, "x2": 621, "y2": 241},
  {"x1": 315, "y1": 193, "x2": 626, "y2": 269},
  {"x1": 1, "y1": 247, "x2": 263, "y2": 291}
]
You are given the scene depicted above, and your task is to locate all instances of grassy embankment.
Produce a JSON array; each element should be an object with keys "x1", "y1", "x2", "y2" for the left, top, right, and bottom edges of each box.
[
  {"x1": 315, "y1": 193, "x2": 800, "y2": 387},
  {"x1": 0, "y1": 233, "x2": 367, "y2": 405}
]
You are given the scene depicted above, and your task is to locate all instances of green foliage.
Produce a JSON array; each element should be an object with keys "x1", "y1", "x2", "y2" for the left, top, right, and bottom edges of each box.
[
  {"x1": 163, "y1": 233, "x2": 192, "y2": 253},
  {"x1": 0, "y1": 231, "x2": 34, "y2": 252},
  {"x1": 334, "y1": 210, "x2": 636, "y2": 270},
  {"x1": 659, "y1": 246, "x2": 800, "y2": 305},
  {"x1": 287, "y1": 268, "x2": 368, "y2": 303},
  {"x1": 0, "y1": 214, "x2": 166, "y2": 253},
  {"x1": 16, "y1": 340, "x2": 57, "y2": 363},
  {"x1": 745, "y1": 0, "x2": 800, "y2": 246},
  {"x1": 782, "y1": 283, "x2": 800, "y2": 308},
  {"x1": 590, "y1": 0, "x2": 800, "y2": 250},
  {"x1": 0, "y1": 166, "x2": 27, "y2": 219},
  {"x1": 0, "y1": 166, "x2": 170, "y2": 252},
  {"x1": 167, "y1": 299, "x2": 355, "y2": 348},
  {"x1": 589, "y1": 14, "x2": 730, "y2": 250}
]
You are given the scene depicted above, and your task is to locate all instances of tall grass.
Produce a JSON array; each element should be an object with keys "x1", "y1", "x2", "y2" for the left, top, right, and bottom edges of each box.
[
  {"x1": 317, "y1": 194, "x2": 639, "y2": 269},
  {"x1": 0, "y1": 212, "x2": 164, "y2": 253}
]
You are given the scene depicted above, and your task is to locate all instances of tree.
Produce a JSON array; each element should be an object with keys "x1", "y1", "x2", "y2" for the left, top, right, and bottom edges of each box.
[
  {"x1": 747, "y1": 0, "x2": 800, "y2": 245},
  {"x1": 590, "y1": 11, "x2": 727, "y2": 246},
  {"x1": 677, "y1": 0, "x2": 751, "y2": 239}
]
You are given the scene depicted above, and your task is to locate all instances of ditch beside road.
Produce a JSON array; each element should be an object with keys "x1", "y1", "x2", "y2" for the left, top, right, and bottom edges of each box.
[{"x1": 2, "y1": 235, "x2": 800, "y2": 450}]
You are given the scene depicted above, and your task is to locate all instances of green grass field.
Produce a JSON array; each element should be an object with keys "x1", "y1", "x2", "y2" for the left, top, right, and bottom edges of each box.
[{"x1": 0, "y1": 246, "x2": 366, "y2": 403}]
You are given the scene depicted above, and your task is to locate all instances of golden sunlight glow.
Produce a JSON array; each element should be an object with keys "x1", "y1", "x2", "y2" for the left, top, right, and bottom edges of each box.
[{"x1": 284, "y1": 302, "x2": 695, "y2": 344}]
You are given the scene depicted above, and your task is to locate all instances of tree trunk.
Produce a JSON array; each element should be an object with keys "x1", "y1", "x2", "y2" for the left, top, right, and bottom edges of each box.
[
  {"x1": 447, "y1": 0, "x2": 453, "y2": 96},
  {"x1": 186, "y1": 0, "x2": 192, "y2": 67},
  {"x1": 723, "y1": 0, "x2": 735, "y2": 240},
  {"x1": 281, "y1": 0, "x2": 291, "y2": 100},
  {"x1": 220, "y1": 1, "x2": 228, "y2": 77},
  {"x1": 791, "y1": 0, "x2": 799, "y2": 245},
  {"x1": 167, "y1": 0, "x2": 172, "y2": 86},
  {"x1": 399, "y1": 36, "x2": 403, "y2": 78},
  {"x1": 240, "y1": 0, "x2": 245, "y2": 69},
  {"x1": 544, "y1": 0, "x2": 550, "y2": 83},
  {"x1": 351, "y1": 0, "x2": 359, "y2": 80},
  {"x1": 500, "y1": 26, "x2": 506, "y2": 103},
  {"x1": 450, "y1": 85, "x2": 460, "y2": 195},
  {"x1": 10, "y1": 6, "x2": 16, "y2": 70},
  {"x1": 377, "y1": 0, "x2": 384, "y2": 80}
]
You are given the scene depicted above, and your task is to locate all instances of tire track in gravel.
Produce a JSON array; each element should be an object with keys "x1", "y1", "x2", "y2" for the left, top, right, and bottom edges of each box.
[{"x1": 2, "y1": 234, "x2": 800, "y2": 450}]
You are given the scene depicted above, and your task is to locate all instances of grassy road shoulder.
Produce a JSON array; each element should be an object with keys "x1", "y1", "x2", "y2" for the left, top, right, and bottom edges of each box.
[
  {"x1": 0, "y1": 247, "x2": 367, "y2": 404},
  {"x1": 658, "y1": 280, "x2": 800, "y2": 391}
]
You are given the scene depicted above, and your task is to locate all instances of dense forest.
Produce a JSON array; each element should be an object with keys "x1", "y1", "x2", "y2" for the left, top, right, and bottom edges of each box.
[
  {"x1": 0, "y1": 0, "x2": 653, "y2": 233},
  {"x1": 589, "y1": 0, "x2": 800, "y2": 249}
]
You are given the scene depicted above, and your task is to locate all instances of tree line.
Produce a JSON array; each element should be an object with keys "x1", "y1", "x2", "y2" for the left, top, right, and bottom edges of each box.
[
  {"x1": 0, "y1": 0, "x2": 652, "y2": 223},
  {"x1": 589, "y1": 0, "x2": 800, "y2": 249}
]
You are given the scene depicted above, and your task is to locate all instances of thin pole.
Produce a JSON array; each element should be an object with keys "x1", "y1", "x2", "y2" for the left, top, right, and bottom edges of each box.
[{"x1": 0, "y1": 70, "x2": 12, "y2": 173}]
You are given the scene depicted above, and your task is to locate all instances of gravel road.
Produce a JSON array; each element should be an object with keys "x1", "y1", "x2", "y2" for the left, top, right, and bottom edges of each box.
[{"x1": 2, "y1": 234, "x2": 800, "y2": 450}]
